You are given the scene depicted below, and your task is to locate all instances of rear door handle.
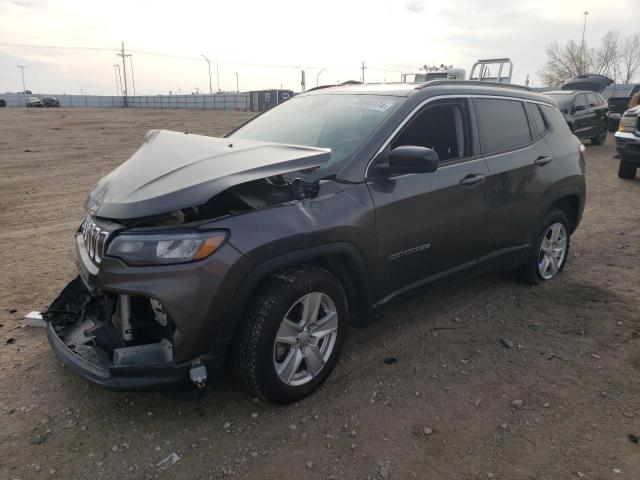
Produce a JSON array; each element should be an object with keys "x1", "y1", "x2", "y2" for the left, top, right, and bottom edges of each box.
[
  {"x1": 535, "y1": 155, "x2": 553, "y2": 166},
  {"x1": 459, "y1": 174, "x2": 485, "y2": 186}
]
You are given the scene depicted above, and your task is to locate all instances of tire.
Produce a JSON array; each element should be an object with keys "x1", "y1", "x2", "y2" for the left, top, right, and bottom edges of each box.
[
  {"x1": 591, "y1": 124, "x2": 607, "y2": 145},
  {"x1": 517, "y1": 209, "x2": 571, "y2": 285},
  {"x1": 233, "y1": 265, "x2": 348, "y2": 403},
  {"x1": 618, "y1": 160, "x2": 637, "y2": 179}
]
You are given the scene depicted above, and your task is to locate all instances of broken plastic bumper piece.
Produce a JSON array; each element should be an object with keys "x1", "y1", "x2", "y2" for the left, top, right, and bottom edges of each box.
[{"x1": 45, "y1": 277, "x2": 191, "y2": 391}]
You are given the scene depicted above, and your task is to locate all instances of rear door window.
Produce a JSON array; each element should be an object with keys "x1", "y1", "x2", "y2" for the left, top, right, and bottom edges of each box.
[{"x1": 475, "y1": 98, "x2": 532, "y2": 154}]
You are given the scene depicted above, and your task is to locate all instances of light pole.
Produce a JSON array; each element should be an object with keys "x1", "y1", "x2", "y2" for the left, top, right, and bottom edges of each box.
[
  {"x1": 201, "y1": 55, "x2": 213, "y2": 94},
  {"x1": 126, "y1": 54, "x2": 136, "y2": 96},
  {"x1": 580, "y1": 11, "x2": 589, "y2": 74},
  {"x1": 17, "y1": 65, "x2": 27, "y2": 92},
  {"x1": 114, "y1": 64, "x2": 123, "y2": 95},
  {"x1": 236, "y1": 72, "x2": 239, "y2": 93},
  {"x1": 316, "y1": 68, "x2": 325, "y2": 87},
  {"x1": 113, "y1": 65, "x2": 120, "y2": 95},
  {"x1": 216, "y1": 58, "x2": 220, "y2": 93}
]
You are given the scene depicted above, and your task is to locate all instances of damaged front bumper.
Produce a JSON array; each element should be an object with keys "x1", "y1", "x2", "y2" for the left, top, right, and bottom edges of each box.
[
  {"x1": 46, "y1": 277, "x2": 191, "y2": 390},
  {"x1": 45, "y1": 222, "x2": 253, "y2": 391}
]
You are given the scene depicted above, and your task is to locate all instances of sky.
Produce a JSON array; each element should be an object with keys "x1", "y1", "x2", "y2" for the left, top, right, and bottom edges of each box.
[{"x1": 0, "y1": 0, "x2": 638, "y2": 95}]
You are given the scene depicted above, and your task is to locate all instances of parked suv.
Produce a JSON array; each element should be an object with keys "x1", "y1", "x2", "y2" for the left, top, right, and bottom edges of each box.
[
  {"x1": 615, "y1": 105, "x2": 640, "y2": 179},
  {"x1": 46, "y1": 81, "x2": 586, "y2": 402},
  {"x1": 543, "y1": 90, "x2": 608, "y2": 144}
]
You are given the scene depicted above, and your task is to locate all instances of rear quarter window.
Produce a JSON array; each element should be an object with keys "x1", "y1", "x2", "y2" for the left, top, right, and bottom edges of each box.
[
  {"x1": 475, "y1": 98, "x2": 532, "y2": 154},
  {"x1": 526, "y1": 103, "x2": 548, "y2": 136},
  {"x1": 540, "y1": 105, "x2": 572, "y2": 134}
]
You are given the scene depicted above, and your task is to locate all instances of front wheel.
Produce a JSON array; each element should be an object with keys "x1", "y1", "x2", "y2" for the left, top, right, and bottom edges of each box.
[
  {"x1": 517, "y1": 210, "x2": 570, "y2": 285},
  {"x1": 233, "y1": 266, "x2": 348, "y2": 403},
  {"x1": 618, "y1": 160, "x2": 637, "y2": 179}
]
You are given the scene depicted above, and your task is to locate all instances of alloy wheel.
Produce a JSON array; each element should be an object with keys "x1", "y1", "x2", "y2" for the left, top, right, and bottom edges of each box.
[
  {"x1": 273, "y1": 292, "x2": 339, "y2": 386},
  {"x1": 538, "y1": 222, "x2": 567, "y2": 280}
]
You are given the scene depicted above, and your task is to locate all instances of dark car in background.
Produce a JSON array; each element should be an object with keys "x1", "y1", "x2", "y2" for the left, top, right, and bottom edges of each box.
[
  {"x1": 0, "y1": 98, "x2": 6, "y2": 107},
  {"x1": 561, "y1": 74, "x2": 614, "y2": 94},
  {"x1": 543, "y1": 90, "x2": 608, "y2": 144},
  {"x1": 602, "y1": 84, "x2": 640, "y2": 132},
  {"x1": 26, "y1": 97, "x2": 44, "y2": 108},
  {"x1": 45, "y1": 81, "x2": 586, "y2": 403},
  {"x1": 42, "y1": 96, "x2": 60, "y2": 107}
]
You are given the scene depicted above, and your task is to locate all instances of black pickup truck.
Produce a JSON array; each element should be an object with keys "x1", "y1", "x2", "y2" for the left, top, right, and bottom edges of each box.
[{"x1": 603, "y1": 84, "x2": 640, "y2": 131}]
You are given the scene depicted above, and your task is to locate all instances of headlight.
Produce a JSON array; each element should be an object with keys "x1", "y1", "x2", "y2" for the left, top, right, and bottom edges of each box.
[
  {"x1": 106, "y1": 230, "x2": 227, "y2": 266},
  {"x1": 619, "y1": 116, "x2": 637, "y2": 133}
]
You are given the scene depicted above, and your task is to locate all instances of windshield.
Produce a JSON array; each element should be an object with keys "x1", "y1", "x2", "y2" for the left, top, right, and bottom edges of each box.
[
  {"x1": 229, "y1": 94, "x2": 402, "y2": 179},
  {"x1": 545, "y1": 93, "x2": 574, "y2": 111}
]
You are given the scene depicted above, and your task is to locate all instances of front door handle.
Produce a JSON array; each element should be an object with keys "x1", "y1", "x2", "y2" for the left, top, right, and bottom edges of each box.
[
  {"x1": 534, "y1": 155, "x2": 553, "y2": 166},
  {"x1": 459, "y1": 174, "x2": 486, "y2": 186}
]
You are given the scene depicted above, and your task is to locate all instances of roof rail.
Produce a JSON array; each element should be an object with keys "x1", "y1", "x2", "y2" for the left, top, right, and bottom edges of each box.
[{"x1": 416, "y1": 80, "x2": 532, "y2": 92}]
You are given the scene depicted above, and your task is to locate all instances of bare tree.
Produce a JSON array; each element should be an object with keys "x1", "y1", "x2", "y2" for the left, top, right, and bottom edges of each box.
[
  {"x1": 540, "y1": 40, "x2": 586, "y2": 87},
  {"x1": 620, "y1": 33, "x2": 640, "y2": 84},
  {"x1": 591, "y1": 30, "x2": 620, "y2": 78},
  {"x1": 540, "y1": 31, "x2": 640, "y2": 87}
]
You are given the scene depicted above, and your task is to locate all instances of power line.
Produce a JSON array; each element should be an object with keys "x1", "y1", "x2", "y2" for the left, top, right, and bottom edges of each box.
[{"x1": 1, "y1": 41, "x2": 409, "y2": 73}]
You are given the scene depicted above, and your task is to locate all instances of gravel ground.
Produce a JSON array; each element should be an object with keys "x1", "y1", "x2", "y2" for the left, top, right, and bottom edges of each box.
[{"x1": 1, "y1": 108, "x2": 639, "y2": 480}]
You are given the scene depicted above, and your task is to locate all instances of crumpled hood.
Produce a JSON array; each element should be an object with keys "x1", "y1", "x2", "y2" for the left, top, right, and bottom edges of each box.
[{"x1": 86, "y1": 129, "x2": 330, "y2": 219}]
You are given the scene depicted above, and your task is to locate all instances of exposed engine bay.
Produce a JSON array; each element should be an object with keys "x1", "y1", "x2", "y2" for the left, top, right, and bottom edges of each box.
[{"x1": 118, "y1": 174, "x2": 320, "y2": 228}]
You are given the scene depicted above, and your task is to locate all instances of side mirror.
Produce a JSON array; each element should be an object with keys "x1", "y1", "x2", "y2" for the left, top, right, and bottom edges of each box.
[{"x1": 375, "y1": 146, "x2": 439, "y2": 175}]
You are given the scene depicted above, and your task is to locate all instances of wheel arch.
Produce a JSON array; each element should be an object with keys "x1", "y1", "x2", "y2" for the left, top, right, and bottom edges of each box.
[
  {"x1": 547, "y1": 191, "x2": 582, "y2": 234},
  {"x1": 211, "y1": 242, "x2": 375, "y2": 361}
]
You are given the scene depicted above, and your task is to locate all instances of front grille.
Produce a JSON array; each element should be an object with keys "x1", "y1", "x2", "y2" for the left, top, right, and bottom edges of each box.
[{"x1": 81, "y1": 215, "x2": 110, "y2": 264}]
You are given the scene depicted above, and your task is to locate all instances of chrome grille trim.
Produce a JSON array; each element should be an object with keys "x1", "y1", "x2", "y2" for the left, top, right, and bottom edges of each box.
[{"x1": 81, "y1": 215, "x2": 110, "y2": 265}]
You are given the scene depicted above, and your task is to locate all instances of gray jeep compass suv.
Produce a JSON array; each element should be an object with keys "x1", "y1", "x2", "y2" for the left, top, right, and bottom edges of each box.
[{"x1": 46, "y1": 81, "x2": 586, "y2": 403}]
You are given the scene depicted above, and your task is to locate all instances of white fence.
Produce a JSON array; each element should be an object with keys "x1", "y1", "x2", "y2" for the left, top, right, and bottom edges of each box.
[{"x1": 2, "y1": 93, "x2": 250, "y2": 110}]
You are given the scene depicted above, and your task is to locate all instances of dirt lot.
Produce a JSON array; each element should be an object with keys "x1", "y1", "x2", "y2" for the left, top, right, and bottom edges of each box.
[{"x1": 1, "y1": 108, "x2": 639, "y2": 480}]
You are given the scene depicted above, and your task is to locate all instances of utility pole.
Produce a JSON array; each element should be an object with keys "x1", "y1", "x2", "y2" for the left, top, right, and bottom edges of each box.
[
  {"x1": 116, "y1": 41, "x2": 129, "y2": 105},
  {"x1": 316, "y1": 68, "x2": 325, "y2": 87},
  {"x1": 236, "y1": 72, "x2": 239, "y2": 93},
  {"x1": 301, "y1": 70, "x2": 306, "y2": 92},
  {"x1": 126, "y1": 54, "x2": 136, "y2": 96},
  {"x1": 580, "y1": 11, "x2": 589, "y2": 75},
  {"x1": 17, "y1": 65, "x2": 27, "y2": 92},
  {"x1": 201, "y1": 55, "x2": 213, "y2": 94},
  {"x1": 525, "y1": 73, "x2": 530, "y2": 87},
  {"x1": 361, "y1": 61, "x2": 366, "y2": 84}
]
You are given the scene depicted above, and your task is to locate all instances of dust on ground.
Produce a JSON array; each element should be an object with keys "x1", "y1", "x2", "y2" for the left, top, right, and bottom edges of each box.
[{"x1": 1, "y1": 108, "x2": 639, "y2": 480}]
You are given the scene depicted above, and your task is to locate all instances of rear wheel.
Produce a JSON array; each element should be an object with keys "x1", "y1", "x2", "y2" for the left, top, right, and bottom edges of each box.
[
  {"x1": 517, "y1": 210, "x2": 570, "y2": 285},
  {"x1": 233, "y1": 265, "x2": 348, "y2": 403},
  {"x1": 618, "y1": 160, "x2": 637, "y2": 179}
]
